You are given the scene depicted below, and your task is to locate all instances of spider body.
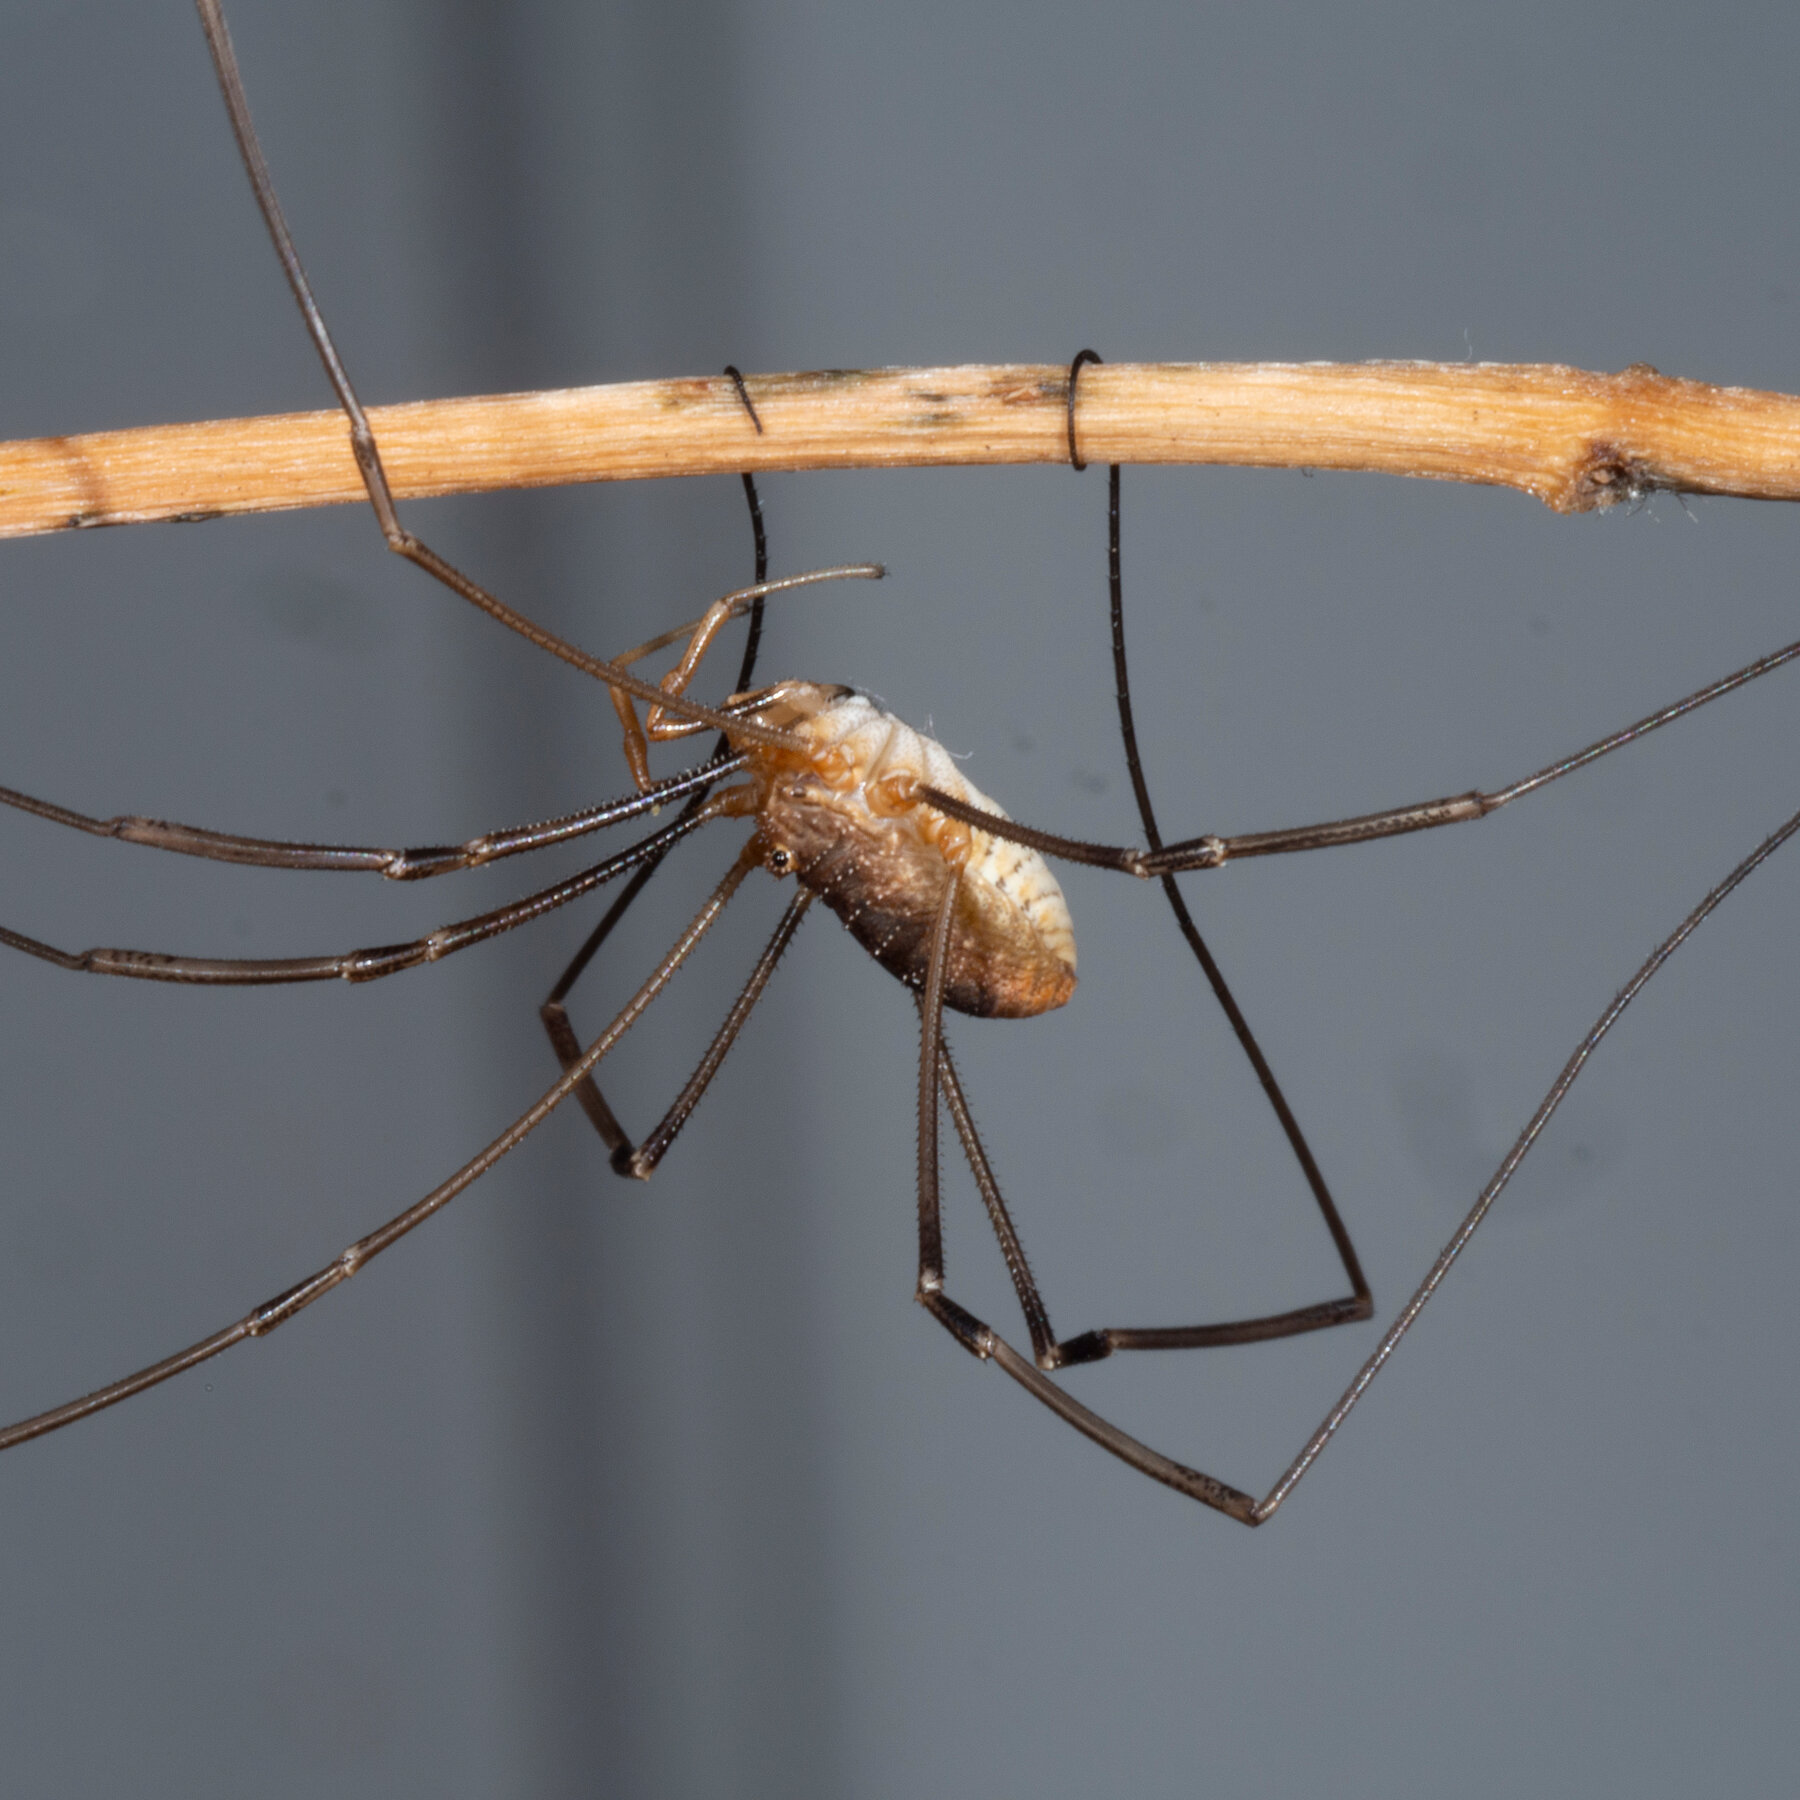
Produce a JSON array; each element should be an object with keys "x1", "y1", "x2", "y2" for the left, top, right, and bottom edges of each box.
[{"x1": 718, "y1": 683, "x2": 1078, "y2": 1020}]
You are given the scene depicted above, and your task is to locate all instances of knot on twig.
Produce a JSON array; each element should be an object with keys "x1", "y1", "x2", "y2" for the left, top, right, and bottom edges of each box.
[{"x1": 1575, "y1": 438, "x2": 1660, "y2": 509}]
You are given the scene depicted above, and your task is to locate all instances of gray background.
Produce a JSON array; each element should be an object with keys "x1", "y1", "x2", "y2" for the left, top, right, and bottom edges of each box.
[{"x1": 2, "y1": 1, "x2": 1797, "y2": 1794}]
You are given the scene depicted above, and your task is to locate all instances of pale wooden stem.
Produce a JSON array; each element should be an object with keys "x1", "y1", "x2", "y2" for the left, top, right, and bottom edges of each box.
[{"x1": 5, "y1": 360, "x2": 1800, "y2": 542}]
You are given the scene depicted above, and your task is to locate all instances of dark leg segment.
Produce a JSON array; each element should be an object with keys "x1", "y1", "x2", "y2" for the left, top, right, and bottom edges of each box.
[
  {"x1": 918, "y1": 630, "x2": 1800, "y2": 876},
  {"x1": 0, "y1": 803, "x2": 726, "y2": 986},
  {"x1": 610, "y1": 892, "x2": 813, "y2": 1180},
  {"x1": 1251, "y1": 799, "x2": 1800, "y2": 1523},
  {"x1": 912, "y1": 869, "x2": 987, "y2": 1357},
  {"x1": 0, "y1": 853, "x2": 759, "y2": 1452},
  {"x1": 912, "y1": 868, "x2": 1258, "y2": 1519},
  {"x1": 192, "y1": 0, "x2": 835, "y2": 761},
  {"x1": 541, "y1": 375, "x2": 777, "y2": 1163},
  {"x1": 915, "y1": 788, "x2": 1800, "y2": 1518},
  {"x1": 934, "y1": 963, "x2": 1367, "y2": 1373},
  {"x1": 1078, "y1": 450, "x2": 1370, "y2": 1354},
  {"x1": 0, "y1": 759, "x2": 741, "y2": 881},
  {"x1": 542, "y1": 889, "x2": 809, "y2": 1175},
  {"x1": 900, "y1": 364, "x2": 1372, "y2": 1509},
  {"x1": 933, "y1": 1035, "x2": 1056, "y2": 1364}
]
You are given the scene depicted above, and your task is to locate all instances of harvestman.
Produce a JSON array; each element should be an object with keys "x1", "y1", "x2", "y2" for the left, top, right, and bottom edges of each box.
[{"x1": 2, "y1": 0, "x2": 1798, "y2": 1521}]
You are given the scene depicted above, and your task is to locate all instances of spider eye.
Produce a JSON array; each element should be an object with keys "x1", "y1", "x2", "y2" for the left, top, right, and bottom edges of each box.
[{"x1": 767, "y1": 846, "x2": 792, "y2": 873}]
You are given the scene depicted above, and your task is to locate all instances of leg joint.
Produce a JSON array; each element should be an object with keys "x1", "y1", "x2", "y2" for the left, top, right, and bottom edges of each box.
[{"x1": 920, "y1": 1291, "x2": 993, "y2": 1360}]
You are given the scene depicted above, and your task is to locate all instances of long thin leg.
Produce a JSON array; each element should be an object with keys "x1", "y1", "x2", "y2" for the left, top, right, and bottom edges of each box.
[
  {"x1": 607, "y1": 891, "x2": 814, "y2": 1180},
  {"x1": 543, "y1": 396, "x2": 779, "y2": 1154},
  {"x1": 910, "y1": 869, "x2": 1262, "y2": 1519},
  {"x1": 0, "y1": 801, "x2": 731, "y2": 986},
  {"x1": 1248, "y1": 798, "x2": 1800, "y2": 1521},
  {"x1": 917, "y1": 369, "x2": 1368, "y2": 1377},
  {"x1": 940, "y1": 1006, "x2": 1357, "y2": 1372},
  {"x1": 1084, "y1": 450, "x2": 1370, "y2": 1352},
  {"x1": 191, "y1": 0, "x2": 873, "y2": 761},
  {"x1": 937, "y1": 1030, "x2": 1367, "y2": 1369},
  {"x1": 0, "y1": 851, "x2": 758, "y2": 1453},
  {"x1": 920, "y1": 803, "x2": 1800, "y2": 1520},
  {"x1": 917, "y1": 631, "x2": 1800, "y2": 876},
  {"x1": 918, "y1": 356, "x2": 1800, "y2": 1511},
  {"x1": 912, "y1": 868, "x2": 987, "y2": 1353},
  {"x1": 0, "y1": 757, "x2": 742, "y2": 880},
  {"x1": 933, "y1": 1033, "x2": 1056, "y2": 1362}
]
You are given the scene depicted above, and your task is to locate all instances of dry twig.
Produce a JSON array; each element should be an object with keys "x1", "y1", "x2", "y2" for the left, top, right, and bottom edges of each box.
[{"x1": 5, "y1": 360, "x2": 1799, "y2": 541}]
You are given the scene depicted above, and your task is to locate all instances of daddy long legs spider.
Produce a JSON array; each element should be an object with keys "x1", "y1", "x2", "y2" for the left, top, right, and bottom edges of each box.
[
  {"x1": 2, "y1": 0, "x2": 1800, "y2": 1526},
  {"x1": 11, "y1": 3, "x2": 1800, "y2": 1793},
  {"x1": 4, "y1": 6, "x2": 1800, "y2": 1523}
]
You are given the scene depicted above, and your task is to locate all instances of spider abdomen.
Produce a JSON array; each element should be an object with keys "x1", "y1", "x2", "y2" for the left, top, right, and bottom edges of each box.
[{"x1": 734, "y1": 686, "x2": 1077, "y2": 1019}]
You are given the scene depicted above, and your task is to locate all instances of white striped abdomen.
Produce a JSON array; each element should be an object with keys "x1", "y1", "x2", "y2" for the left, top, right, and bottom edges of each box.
[{"x1": 729, "y1": 686, "x2": 1077, "y2": 1019}]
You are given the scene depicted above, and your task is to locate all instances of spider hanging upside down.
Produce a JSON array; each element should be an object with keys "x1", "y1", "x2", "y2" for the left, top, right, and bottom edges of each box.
[{"x1": 4, "y1": 0, "x2": 1800, "y2": 1525}]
